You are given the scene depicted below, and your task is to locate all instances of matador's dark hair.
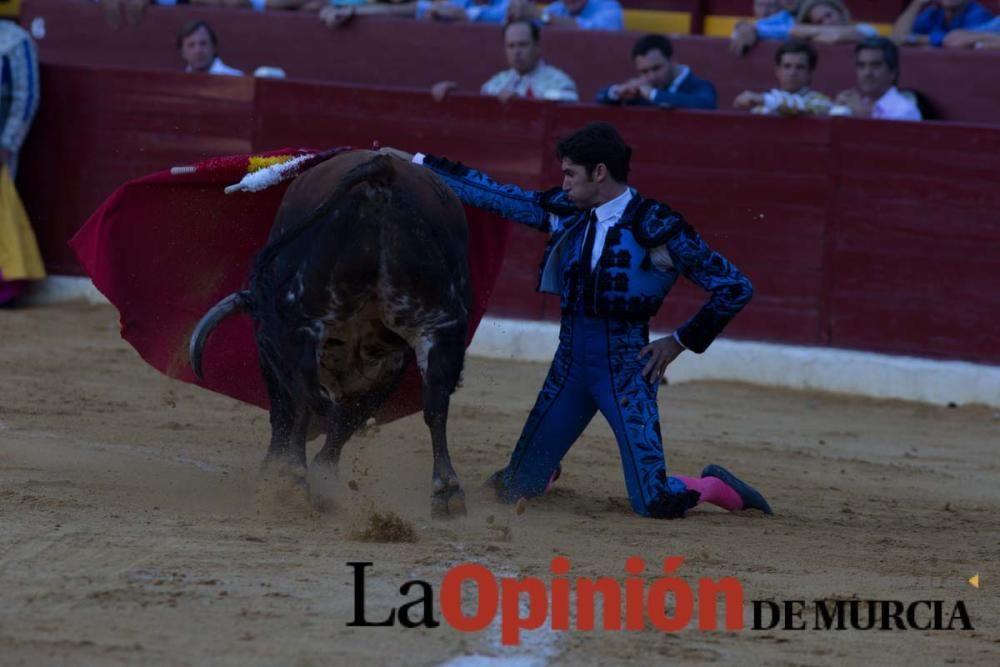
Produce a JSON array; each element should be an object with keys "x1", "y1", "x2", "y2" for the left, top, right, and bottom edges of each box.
[{"x1": 556, "y1": 122, "x2": 632, "y2": 183}]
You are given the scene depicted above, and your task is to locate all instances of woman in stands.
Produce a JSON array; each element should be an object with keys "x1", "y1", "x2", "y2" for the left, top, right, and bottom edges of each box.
[
  {"x1": 790, "y1": 0, "x2": 880, "y2": 44},
  {"x1": 731, "y1": 0, "x2": 878, "y2": 53}
]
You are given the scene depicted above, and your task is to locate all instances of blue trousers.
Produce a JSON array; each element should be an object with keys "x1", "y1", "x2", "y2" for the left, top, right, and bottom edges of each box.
[{"x1": 490, "y1": 314, "x2": 699, "y2": 518}]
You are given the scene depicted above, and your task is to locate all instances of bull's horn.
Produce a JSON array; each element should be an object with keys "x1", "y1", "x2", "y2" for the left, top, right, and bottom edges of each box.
[{"x1": 189, "y1": 291, "x2": 250, "y2": 381}]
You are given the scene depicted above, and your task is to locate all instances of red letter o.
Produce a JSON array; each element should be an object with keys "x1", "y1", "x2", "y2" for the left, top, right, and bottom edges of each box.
[{"x1": 441, "y1": 564, "x2": 499, "y2": 632}]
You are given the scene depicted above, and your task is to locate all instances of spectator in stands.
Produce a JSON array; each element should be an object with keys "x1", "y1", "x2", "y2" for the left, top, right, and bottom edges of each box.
[
  {"x1": 596, "y1": 34, "x2": 717, "y2": 110},
  {"x1": 505, "y1": 0, "x2": 624, "y2": 31},
  {"x1": 105, "y1": 0, "x2": 314, "y2": 29},
  {"x1": 178, "y1": 21, "x2": 243, "y2": 76},
  {"x1": 943, "y1": 15, "x2": 1000, "y2": 48},
  {"x1": 320, "y1": 0, "x2": 509, "y2": 26},
  {"x1": 892, "y1": 0, "x2": 994, "y2": 47},
  {"x1": 731, "y1": 0, "x2": 877, "y2": 53},
  {"x1": 830, "y1": 37, "x2": 921, "y2": 121},
  {"x1": 730, "y1": 0, "x2": 796, "y2": 53},
  {"x1": 733, "y1": 40, "x2": 832, "y2": 115},
  {"x1": 790, "y1": 0, "x2": 879, "y2": 43},
  {"x1": 431, "y1": 20, "x2": 578, "y2": 101}
]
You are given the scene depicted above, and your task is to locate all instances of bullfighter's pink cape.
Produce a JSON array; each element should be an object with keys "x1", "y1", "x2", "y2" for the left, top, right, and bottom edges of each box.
[{"x1": 69, "y1": 149, "x2": 510, "y2": 423}]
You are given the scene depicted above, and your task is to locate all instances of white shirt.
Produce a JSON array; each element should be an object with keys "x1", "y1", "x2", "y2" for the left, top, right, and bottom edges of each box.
[
  {"x1": 187, "y1": 57, "x2": 244, "y2": 77},
  {"x1": 651, "y1": 65, "x2": 690, "y2": 103},
  {"x1": 588, "y1": 188, "x2": 631, "y2": 269},
  {"x1": 872, "y1": 86, "x2": 922, "y2": 121},
  {"x1": 480, "y1": 61, "x2": 579, "y2": 102},
  {"x1": 586, "y1": 188, "x2": 672, "y2": 272},
  {"x1": 829, "y1": 86, "x2": 921, "y2": 121},
  {"x1": 585, "y1": 189, "x2": 684, "y2": 348}
]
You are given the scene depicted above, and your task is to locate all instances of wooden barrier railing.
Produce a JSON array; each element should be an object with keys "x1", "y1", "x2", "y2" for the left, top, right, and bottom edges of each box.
[{"x1": 18, "y1": 66, "x2": 1000, "y2": 363}]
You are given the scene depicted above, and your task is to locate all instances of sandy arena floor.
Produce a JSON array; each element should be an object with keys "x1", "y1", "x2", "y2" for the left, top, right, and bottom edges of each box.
[{"x1": 1, "y1": 304, "x2": 998, "y2": 666}]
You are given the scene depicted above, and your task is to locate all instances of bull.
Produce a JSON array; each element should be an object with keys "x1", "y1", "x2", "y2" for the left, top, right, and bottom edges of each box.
[{"x1": 189, "y1": 151, "x2": 470, "y2": 518}]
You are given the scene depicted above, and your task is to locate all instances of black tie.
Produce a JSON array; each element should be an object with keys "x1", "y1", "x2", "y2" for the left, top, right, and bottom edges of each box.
[
  {"x1": 578, "y1": 211, "x2": 599, "y2": 314},
  {"x1": 581, "y1": 210, "x2": 598, "y2": 273}
]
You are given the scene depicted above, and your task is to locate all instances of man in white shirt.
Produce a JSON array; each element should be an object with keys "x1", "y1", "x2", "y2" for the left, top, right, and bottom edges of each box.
[
  {"x1": 177, "y1": 21, "x2": 244, "y2": 77},
  {"x1": 432, "y1": 20, "x2": 577, "y2": 102},
  {"x1": 830, "y1": 36, "x2": 922, "y2": 121}
]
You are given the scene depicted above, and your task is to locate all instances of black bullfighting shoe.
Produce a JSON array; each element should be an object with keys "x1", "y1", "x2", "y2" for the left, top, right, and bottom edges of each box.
[{"x1": 701, "y1": 464, "x2": 773, "y2": 515}]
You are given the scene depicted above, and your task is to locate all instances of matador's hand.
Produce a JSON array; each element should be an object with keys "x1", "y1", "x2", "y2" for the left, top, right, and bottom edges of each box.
[{"x1": 639, "y1": 335, "x2": 684, "y2": 384}]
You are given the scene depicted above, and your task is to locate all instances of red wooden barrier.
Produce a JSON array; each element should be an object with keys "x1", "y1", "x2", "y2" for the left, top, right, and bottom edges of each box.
[
  {"x1": 826, "y1": 119, "x2": 1000, "y2": 360},
  {"x1": 20, "y1": 0, "x2": 1000, "y2": 124},
  {"x1": 19, "y1": 66, "x2": 253, "y2": 274},
  {"x1": 16, "y1": 66, "x2": 1000, "y2": 365}
]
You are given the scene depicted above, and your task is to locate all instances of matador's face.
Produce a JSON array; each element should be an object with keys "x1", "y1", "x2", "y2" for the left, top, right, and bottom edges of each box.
[{"x1": 560, "y1": 159, "x2": 601, "y2": 209}]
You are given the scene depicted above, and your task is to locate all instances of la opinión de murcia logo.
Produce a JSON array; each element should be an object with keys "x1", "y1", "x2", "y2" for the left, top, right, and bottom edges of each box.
[{"x1": 347, "y1": 558, "x2": 974, "y2": 644}]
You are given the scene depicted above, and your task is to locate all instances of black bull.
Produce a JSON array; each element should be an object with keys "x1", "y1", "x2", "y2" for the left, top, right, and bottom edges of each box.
[{"x1": 190, "y1": 151, "x2": 471, "y2": 518}]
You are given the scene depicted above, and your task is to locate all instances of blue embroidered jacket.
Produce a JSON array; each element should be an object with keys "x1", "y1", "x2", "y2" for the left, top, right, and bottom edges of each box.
[{"x1": 420, "y1": 155, "x2": 752, "y2": 353}]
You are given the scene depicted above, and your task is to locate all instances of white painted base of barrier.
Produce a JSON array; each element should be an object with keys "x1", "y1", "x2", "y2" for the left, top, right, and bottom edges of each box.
[
  {"x1": 21, "y1": 275, "x2": 108, "y2": 305},
  {"x1": 468, "y1": 318, "x2": 1000, "y2": 409},
  {"x1": 22, "y1": 276, "x2": 1000, "y2": 408}
]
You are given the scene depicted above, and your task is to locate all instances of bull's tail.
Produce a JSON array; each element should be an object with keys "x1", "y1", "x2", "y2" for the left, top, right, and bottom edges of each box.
[{"x1": 189, "y1": 290, "x2": 251, "y2": 380}]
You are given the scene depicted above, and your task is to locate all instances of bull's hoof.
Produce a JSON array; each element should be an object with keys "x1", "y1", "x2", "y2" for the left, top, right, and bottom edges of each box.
[
  {"x1": 431, "y1": 485, "x2": 467, "y2": 520},
  {"x1": 258, "y1": 459, "x2": 307, "y2": 486}
]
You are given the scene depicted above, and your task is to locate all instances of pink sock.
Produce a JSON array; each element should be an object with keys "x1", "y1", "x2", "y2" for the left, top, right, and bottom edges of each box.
[{"x1": 675, "y1": 475, "x2": 743, "y2": 512}]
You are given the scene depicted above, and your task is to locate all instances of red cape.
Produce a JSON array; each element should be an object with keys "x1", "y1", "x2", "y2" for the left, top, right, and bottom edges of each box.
[{"x1": 70, "y1": 149, "x2": 510, "y2": 423}]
